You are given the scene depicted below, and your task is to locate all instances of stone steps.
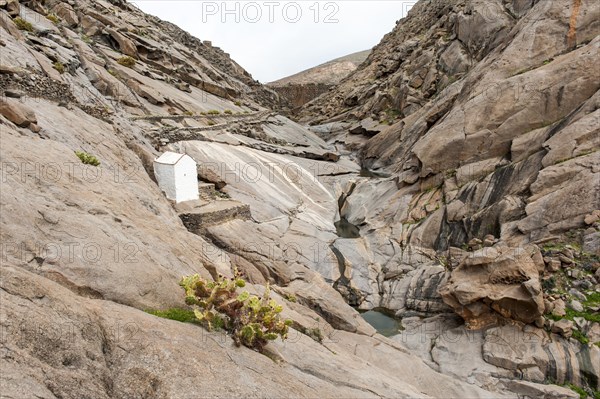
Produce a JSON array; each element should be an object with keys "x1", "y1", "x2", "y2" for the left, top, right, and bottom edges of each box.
[
  {"x1": 176, "y1": 199, "x2": 251, "y2": 233},
  {"x1": 130, "y1": 111, "x2": 265, "y2": 122},
  {"x1": 198, "y1": 182, "x2": 216, "y2": 201}
]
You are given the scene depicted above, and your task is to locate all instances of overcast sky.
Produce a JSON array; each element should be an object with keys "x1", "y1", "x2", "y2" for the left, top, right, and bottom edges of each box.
[{"x1": 133, "y1": 1, "x2": 416, "y2": 83}]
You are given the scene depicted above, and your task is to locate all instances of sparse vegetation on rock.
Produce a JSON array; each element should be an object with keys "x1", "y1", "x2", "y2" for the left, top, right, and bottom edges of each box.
[
  {"x1": 117, "y1": 56, "x2": 136, "y2": 68},
  {"x1": 46, "y1": 13, "x2": 60, "y2": 25},
  {"x1": 13, "y1": 17, "x2": 33, "y2": 32},
  {"x1": 75, "y1": 151, "x2": 100, "y2": 166},
  {"x1": 53, "y1": 62, "x2": 65, "y2": 74},
  {"x1": 146, "y1": 308, "x2": 197, "y2": 323},
  {"x1": 180, "y1": 269, "x2": 292, "y2": 351}
]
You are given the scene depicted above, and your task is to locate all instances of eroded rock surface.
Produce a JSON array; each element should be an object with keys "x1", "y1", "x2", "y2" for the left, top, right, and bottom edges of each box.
[{"x1": 1, "y1": 0, "x2": 598, "y2": 397}]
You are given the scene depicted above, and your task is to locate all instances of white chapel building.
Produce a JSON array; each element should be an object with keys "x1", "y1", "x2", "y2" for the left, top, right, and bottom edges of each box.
[{"x1": 153, "y1": 152, "x2": 199, "y2": 203}]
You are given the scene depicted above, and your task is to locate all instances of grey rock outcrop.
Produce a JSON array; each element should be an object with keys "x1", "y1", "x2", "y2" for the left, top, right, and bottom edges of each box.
[
  {"x1": 1, "y1": 0, "x2": 598, "y2": 397},
  {"x1": 439, "y1": 245, "x2": 545, "y2": 328}
]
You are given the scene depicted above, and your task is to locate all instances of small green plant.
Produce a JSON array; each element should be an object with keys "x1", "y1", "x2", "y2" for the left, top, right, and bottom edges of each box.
[
  {"x1": 146, "y1": 308, "x2": 197, "y2": 323},
  {"x1": 234, "y1": 101, "x2": 242, "y2": 106},
  {"x1": 53, "y1": 62, "x2": 65, "y2": 74},
  {"x1": 207, "y1": 121, "x2": 215, "y2": 126},
  {"x1": 584, "y1": 292, "x2": 600, "y2": 307},
  {"x1": 284, "y1": 293, "x2": 297, "y2": 303},
  {"x1": 303, "y1": 327, "x2": 323, "y2": 343},
  {"x1": 46, "y1": 14, "x2": 60, "y2": 25},
  {"x1": 13, "y1": 17, "x2": 33, "y2": 32},
  {"x1": 207, "y1": 109, "x2": 220, "y2": 115},
  {"x1": 117, "y1": 56, "x2": 136, "y2": 68},
  {"x1": 541, "y1": 276, "x2": 556, "y2": 291},
  {"x1": 81, "y1": 34, "x2": 92, "y2": 44},
  {"x1": 223, "y1": 109, "x2": 233, "y2": 115},
  {"x1": 75, "y1": 151, "x2": 100, "y2": 166},
  {"x1": 180, "y1": 270, "x2": 292, "y2": 352},
  {"x1": 571, "y1": 329, "x2": 589, "y2": 345},
  {"x1": 565, "y1": 383, "x2": 588, "y2": 399},
  {"x1": 184, "y1": 110, "x2": 194, "y2": 116}
]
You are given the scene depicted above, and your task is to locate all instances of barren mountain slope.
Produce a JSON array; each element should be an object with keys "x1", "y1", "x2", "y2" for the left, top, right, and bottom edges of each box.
[
  {"x1": 1, "y1": 0, "x2": 598, "y2": 398},
  {"x1": 268, "y1": 50, "x2": 371, "y2": 108},
  {"x1": 0, "y1": 0, "x2": 511, "y2": 398},
  {"x1": 298, "y1": 0, "x2": 600, "y2": 395}
]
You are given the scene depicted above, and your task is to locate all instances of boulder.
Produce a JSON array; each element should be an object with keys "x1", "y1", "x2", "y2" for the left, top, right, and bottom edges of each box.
[
  {"x1": 569, "y1": 300, "x2": 584, "y2": 313},
  {"x1": 105, "y1": 27, "x2": 138, "y2": 58},
  {"x1": 551, "y1": 319, "x2": 574, "y2": 338},
  {"x1": 4, "y1": 0, "x2": 19, "y2": 17},
  {"x1": 0, "y1": 97, "x2": 37, "y2": 128},
  {"x1": 584, "y1": 210, "x2": 600, "y2": 225},
  {"x1": 53, "y1": 3, "x2": 79, "y2": 27},
  {"x1": 552, "y1": 299, "x2": 566, "y2": 317},
  {"x1": 588, "y1": 323, "x2": 600, "y2": 345},
  {"x1": 80, "y1": 14, "x2": 104, "y2": 36},
  {"x1": 439, "y1": 244, "x2": 544, "y2": 328},
  {"x1": 546, "y1": 258, "x2": 561, "y2": 272}
]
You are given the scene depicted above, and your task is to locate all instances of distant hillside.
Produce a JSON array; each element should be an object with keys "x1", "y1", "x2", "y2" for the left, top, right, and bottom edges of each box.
[
  {"x1": 269, "y1": 50, "x2": 371, "y2": 87},
  {"x1": 268, "y1": 50, "x2": 370, "y2": 108}
]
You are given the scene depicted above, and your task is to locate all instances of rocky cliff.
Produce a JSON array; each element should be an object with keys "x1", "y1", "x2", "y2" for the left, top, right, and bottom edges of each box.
[
  {"x1": 298, "y1": 0, "x2": 600, "y2": 395},
  {"x1": 0, "y1": 0, "x2": 598, "y2": 398}
]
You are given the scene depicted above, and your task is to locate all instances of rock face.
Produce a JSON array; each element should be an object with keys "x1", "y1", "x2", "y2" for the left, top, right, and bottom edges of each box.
[
  {"x1": 395, "y1": 317, "x2": 599, "y2": 395},
  {"x1": 1, "y1": 0, "x2": 598, "y2": 398},
  {"x1": 439, "y1": 245, "x2": 545, "y2": 329},
  {"x1": 299, "y1": 0, "x2": 599, "y2": 317},
  {"x1": 300, "y1": 0, "x2": 600, "y2": 247},
  {"x1": 268, "y1": 50, "x2": 370, "y2": 109},
  {"x1": 295, "y1": 0, "x2": 599, "y2": 397},
  {"x1": 0, "y1": 0, "x2": 513, "y2": 397}
]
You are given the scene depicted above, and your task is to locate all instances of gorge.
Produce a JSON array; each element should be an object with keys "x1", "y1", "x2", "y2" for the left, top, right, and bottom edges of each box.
[{"x1": 0, "y1": 0, "x2": 599, "y2": 398}]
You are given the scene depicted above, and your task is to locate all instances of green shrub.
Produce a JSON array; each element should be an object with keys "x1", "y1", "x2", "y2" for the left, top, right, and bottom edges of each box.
[
  {"x1": 234, "y1": 101, "x2": 242, "y2": 106},
  {"x1": 53, "y1": 62, "x2": 65, "y2": 74},
  {"x1": 146, "y1": 308, "x2": 196, "y2": 323},
  {"x1": 180, "y1": 270, "x2": 292, "y2": 351},
  {"x1": 75, "y1": 151, "x2": 100, "y2": 166},
  {"x1": 184, "y1": 110, "x2": 194, "y2": 116},
  {"x1": 207, "y1": 110, "x2": 220, "y2": 115},
  {"x1": 207, "y1": 121, "x2": 215, "y2": 126},
  {"x1": 284, "y1": 293, "x2": 297, "y2": 303},
  {"x1": 117, "y1": 56, "x2": 136, "y2": 68},
  {"x1": 14, "y1": 17, "x2": 33, "y2": 32},
  {"x1": 46, "y1": 14, "x2": 60, "y2": 25},
  {"x1": 223, "y1": 109, "x2": 233, "y2": 115}
]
